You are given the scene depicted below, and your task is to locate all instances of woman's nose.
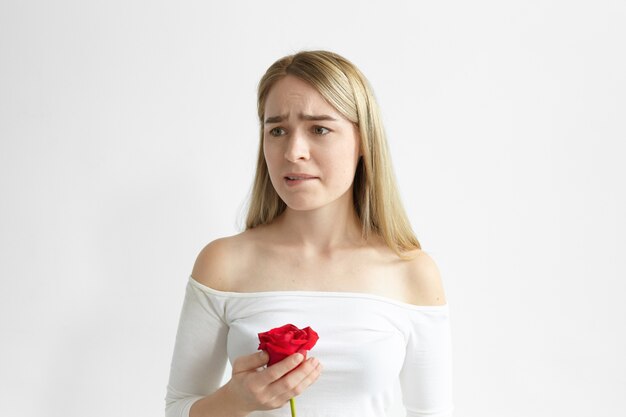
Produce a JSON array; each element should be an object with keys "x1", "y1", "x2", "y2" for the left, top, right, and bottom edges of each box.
[{"x1": 283, "y1": 130, "x2": 310, "y2": 162}]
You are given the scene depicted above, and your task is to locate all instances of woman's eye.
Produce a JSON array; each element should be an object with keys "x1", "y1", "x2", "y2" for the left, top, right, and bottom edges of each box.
[
  {"x1": 269, "y1": 127, "x2": 286, "y2": 136},
  {"x1": 313, "y1": 126, "x2": 330, "y2": 135}
]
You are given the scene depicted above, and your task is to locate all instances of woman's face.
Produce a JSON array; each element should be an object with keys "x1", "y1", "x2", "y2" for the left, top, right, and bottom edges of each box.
[{"x1": 263, "y1": 75, "x2": 361, "y2": 212}]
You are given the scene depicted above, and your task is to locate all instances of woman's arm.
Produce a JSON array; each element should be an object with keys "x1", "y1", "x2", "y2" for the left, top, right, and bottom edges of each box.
[
  {"x1": 164, "y1": 276, "x2": 230, "y2": 417},
  {"x1": 399, "y1": 251, "x2": 454, "y2": 416}
]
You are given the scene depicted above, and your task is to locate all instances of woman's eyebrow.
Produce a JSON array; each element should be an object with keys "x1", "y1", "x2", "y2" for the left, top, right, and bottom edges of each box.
[{"x1": 264, "y1": 113, "x2": 339, "y2": 124}]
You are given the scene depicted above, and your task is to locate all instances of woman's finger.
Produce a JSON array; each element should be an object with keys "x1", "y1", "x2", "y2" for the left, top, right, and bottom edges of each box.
[
  {"x1": 232, "y1": 351, "x2": 269, "y2": 374},
  {"x1": 269, "y1": 357, "x2": 323, "y2": 404},
  {"x1": 259, "y1": 352, "x2": 305, "y2": 384}
]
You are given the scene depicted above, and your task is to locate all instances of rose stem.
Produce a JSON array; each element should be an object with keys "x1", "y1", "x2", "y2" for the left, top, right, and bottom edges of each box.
[{"x1": 290, "y1": 398, "x2": 296, "y2": 417}]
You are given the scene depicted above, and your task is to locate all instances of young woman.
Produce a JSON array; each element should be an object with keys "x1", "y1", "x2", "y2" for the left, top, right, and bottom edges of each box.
[{"x1": 165, "y1": 50, "x2": 454, "y2": 417}]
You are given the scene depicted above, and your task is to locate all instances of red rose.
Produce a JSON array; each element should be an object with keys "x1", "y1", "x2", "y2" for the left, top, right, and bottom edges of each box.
[{"x1": 257, "y1": 324, "x2": 319, "y2": 366}]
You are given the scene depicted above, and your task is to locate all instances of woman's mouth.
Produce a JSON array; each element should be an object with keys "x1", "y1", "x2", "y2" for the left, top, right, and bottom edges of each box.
[{"x1": 284, "y1": 175, "x2": 319, "y2": 186}]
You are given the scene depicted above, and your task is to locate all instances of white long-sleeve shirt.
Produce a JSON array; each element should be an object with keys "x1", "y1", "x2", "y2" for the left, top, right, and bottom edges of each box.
[{"x1": 165, "y1": 276, "x2": 454, "y2": 417}]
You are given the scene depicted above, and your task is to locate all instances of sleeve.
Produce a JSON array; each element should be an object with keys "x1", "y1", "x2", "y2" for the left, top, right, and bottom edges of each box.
[
  {"x1": 164, "y1": 278, "x2": 229, "y2": 417},
  {"x1": 399, "y1": 306, "x2": 454, "y2": 417}
]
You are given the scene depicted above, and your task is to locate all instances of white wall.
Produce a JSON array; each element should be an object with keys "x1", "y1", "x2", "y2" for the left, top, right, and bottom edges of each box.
[{"x1": 1, "y1": 1, "x2": 624, "y2": 416}]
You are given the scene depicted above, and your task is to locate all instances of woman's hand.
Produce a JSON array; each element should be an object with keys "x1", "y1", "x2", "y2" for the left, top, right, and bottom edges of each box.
[{"x1": 224, "y1": 350, "x2": 323, "y2": 414}]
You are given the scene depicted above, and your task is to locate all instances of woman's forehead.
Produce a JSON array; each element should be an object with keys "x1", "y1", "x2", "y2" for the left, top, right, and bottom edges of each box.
[{"x1": 264, "y1": 76, "x2": 341, "y2": 119}]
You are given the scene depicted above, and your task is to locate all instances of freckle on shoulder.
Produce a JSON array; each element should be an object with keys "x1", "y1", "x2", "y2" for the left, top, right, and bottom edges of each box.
[{"x1": 402, "y1": 249, "x2": 448, "y2": 306}]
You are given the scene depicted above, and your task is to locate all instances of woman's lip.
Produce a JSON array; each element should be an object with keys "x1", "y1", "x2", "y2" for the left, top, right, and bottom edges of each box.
[
  {"x1": 284, "y1": 177, "x2": 318, "y2": 186},
  {"x1": 284, "y1": 174, "x2": 319, "y2": 180}
]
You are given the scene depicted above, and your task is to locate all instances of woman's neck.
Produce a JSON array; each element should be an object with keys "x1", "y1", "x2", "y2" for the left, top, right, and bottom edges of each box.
[{"x1": 272, "y1": 200, "x2": 364, "y2": 254}]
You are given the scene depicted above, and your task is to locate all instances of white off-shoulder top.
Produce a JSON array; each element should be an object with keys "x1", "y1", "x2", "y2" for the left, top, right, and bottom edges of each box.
[{"x1": 165, "y1": 276, "x2": 454, "y2": 417}]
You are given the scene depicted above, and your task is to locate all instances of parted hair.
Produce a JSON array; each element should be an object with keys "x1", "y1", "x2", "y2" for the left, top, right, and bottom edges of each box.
[{"x1": 245, "y1": 50, "x2": 420, "y2": 258}]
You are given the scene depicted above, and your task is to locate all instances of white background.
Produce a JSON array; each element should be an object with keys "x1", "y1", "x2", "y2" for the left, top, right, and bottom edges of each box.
[{"x1": 1, "y1": 1, "x2": 625, "y2": 416}]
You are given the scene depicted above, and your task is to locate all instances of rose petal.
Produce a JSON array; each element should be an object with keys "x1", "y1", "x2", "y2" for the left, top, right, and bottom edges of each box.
[{"x1": 257, "y1": 323, "x2": 319, "y2": 366}]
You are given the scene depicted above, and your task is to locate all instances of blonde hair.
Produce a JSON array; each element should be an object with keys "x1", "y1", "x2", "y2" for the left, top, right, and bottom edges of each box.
[{"x1": 245, "y1": 50, "x2": 420, "y2": 258}]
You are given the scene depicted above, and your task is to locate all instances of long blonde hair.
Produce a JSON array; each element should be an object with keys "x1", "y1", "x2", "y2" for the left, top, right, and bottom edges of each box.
[{"x1": 245, "y1": 50, "x2": 421, "y2": 258}]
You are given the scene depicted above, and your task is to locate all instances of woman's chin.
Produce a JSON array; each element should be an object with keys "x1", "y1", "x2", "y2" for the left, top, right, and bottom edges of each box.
[
  {"x1": 279, "y1": 190, "x2": 352, "y2": 213},
  {"x1": 283, "y1": 202, "x2": 323, "y2": 212}
]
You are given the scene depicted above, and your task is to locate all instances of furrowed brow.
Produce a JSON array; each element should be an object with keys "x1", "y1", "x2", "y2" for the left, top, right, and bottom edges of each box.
[
  {"x1": 264, "y1": 114, "x2": 286, "y2": 124},
  {"x1": 264, "y1": 113, "x2": 339, "y2": 124},
  {"x1": 300, "y1": 114, "x2": 338, "y2": 122}
]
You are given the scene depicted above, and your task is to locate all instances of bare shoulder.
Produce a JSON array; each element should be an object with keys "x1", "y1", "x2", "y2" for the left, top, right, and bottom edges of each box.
[
  {"x1": 190, "y1": 232, "x2": 252, "y2": 291},
  {"x1": 401, "y1": 249, "x2": 448, "y2": 306}
]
